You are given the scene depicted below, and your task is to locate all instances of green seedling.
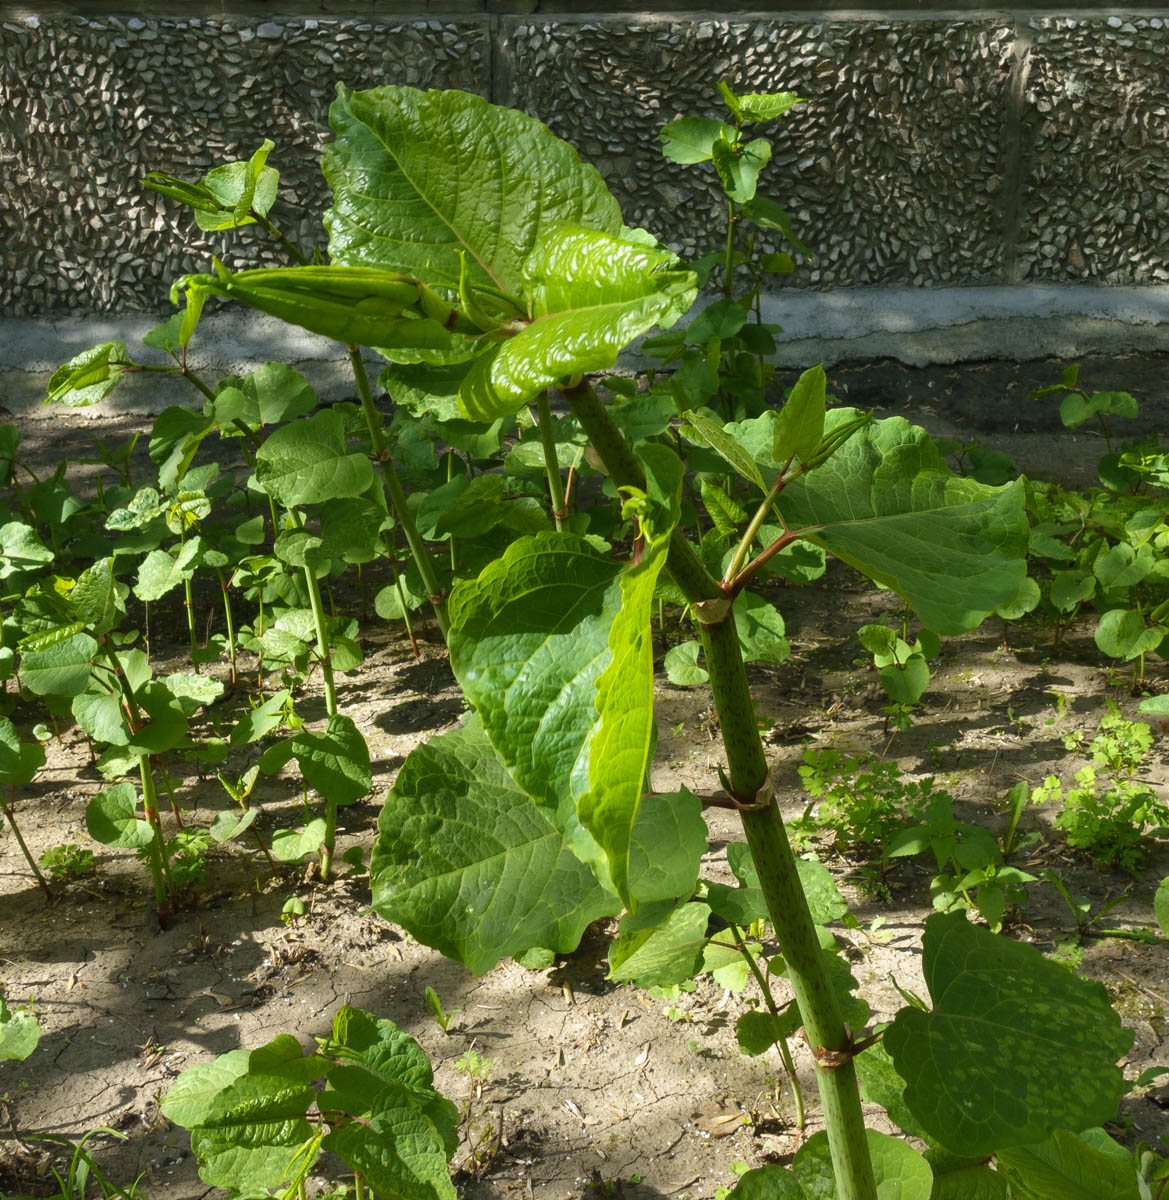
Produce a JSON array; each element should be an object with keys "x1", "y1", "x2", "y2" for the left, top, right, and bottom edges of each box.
[
  {"x1": 161, "y1": 1005, "x2": 458, "y2": 1200},
  {"x1": 425, "y1": 986, "x2": 461, "y2": 1035}
]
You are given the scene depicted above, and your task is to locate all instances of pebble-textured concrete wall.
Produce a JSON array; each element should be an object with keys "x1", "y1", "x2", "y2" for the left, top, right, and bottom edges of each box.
[
  {"x1": 2, "y1": 11, "x2": 1168, "y2": 318},
  {"x1": 0, "y1": 14, "x2": 489, "y2": 314}
]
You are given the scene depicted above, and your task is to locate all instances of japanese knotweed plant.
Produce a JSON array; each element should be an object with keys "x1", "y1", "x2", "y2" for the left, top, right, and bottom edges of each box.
[{"x1": 160, "y1": 83, "x2": 1137, "y2": 1199}]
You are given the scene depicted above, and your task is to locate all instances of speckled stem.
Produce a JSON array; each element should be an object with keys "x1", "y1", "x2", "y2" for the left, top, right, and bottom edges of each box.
[{"x1": 562, "y1": 378, "x2": 877, "y2": 1200}]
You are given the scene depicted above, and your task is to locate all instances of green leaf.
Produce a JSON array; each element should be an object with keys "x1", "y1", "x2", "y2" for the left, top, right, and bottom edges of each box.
[
  {"x1": 854, "y1": 1039, "x2": 933, "y2": 1142},
  {"x1": 741, "y1": 195, "x2": 813, "y2": 258},
  {"x1": 134, "y1": 539, "x2": 201, "y2": 602},
  {"x1": 928, "y1": 1159, "x2": 1008, "y2": 1200},
  {"x1": 229, "y1": 690, "x2": 290, "y2": 746},
  {"x1": 627, "y1": 787, "x2": 707, "y2": 906},
  {"x1": 735, "y1": 91, "x2": 805, "y2": 123},
  {"x1": 1050, "y1": 570, "x2": 1095, "y2": 612},
  {"x1": 792, "y1": 1130, "x2": 932, "y2": 1200},
  {"x1": 72, "y1": 687, "x2": 129, "y2": 747},
  {"x1": 209, "y1": 809, "x2": 257, "y2": 843},
  {"x1": 196, "y1": 139, "x2": 279, "y2": 231},
  {"x1": 210, "y1": 363, "x2": 315, "y2": 432},
  {"x1": 0, "y1": 717, "x2": 46, "y2": 787},
  {"x1": 458, "y1": 227, "x2": 696, "y2": 421},
  {"x1": 160, "y1": 1035, "x2": 323, "y2": 1192},
  {"x1": 270, "y1": 819, "x2": 328, "y2": 863},
  {"x1": 71, "y1": 559, "x2": 121, "y2": 635},
  {"x1": 20, "y1": 631, "x2": 97, "y2": 696},
  {"x1": 261, "y1": 716, "x2": 371, "y2": 807},
  {"x1": 884, "y1": 910, "x2": 1134, "y2": 1156},
  {"x1": 324, "y1": 84, "x2": 621, "y2": 296},
  {"x1": 776, "y1": 412, "x2": 1028, "y2": 635},
  {"x1": 125, "y1": 682, "x2": 188, "y2": 756},
  {"x1": 161, "y1": 672, "x2": 226, "y2": 716},
  {"x1": 578, "y1": 445, "x2": 682, "y2": 906},
  {"x1": 735, "y1": 592, "x2": 790, "y2": 665},
  {"x1": 997, "y1": 1129, "x2": 1141, "y2": 1200},
  {"x1": 448, "y1": 532, "x2": 624, "y2": 813},
  {"x1": 880, "y1": 655, "x2": 930, "y2": 705},
  {"x1": 1156, "y1": 877, "x2": 1169, "y2": 938},
  {"x1": 664, "y1": 640, "x2": 708, "y2": 686},
  {"x1": 256, "y1": 409, "x2": 375, "y2": 507},
  {"x1": 711, "y1": 135, "x2": 772, "y2": 204},
  {"x1": 322, "y1": 1085, "x2": 456, "y2": 1200},
  {"x1": 0, "y1": 522, "x2": 53, "y2": 579},
  {"x1": 370, "y1": 720, "x2": 620, "y2": 975},
  {"x1": 994, "y1": 574, "x2": 1040, "y2": 620},
  {"x1": 173, "y1": 264, "x2": 452, "y2": 353},
  {"x1": 319, "y1": 1015, "x2": 459, "y2": 1200},
  {"x1": 1095, "y1": 609, "x2": 1164, "y2": 662},
  {"x1": 0, "y1": 996, "x2": 39, "y2": 1063},
  {"x1": 86, "y1": 782, "x2": 154, "y2": 848},
  {"x1": 46, "y1": 341, "x2": 126, "y2": 407},
  {"x1": 685, "y1": 298, "x2": 748, "y2": 343},
  {"x1": 736, "y1": 1009, "x2": 790, "y2": 1057},
  {"x1": 774, "y1": 365, "x2": 827, "y2": 465},
  {"x1": 659, "y1": 117, "x2": 736, "y2": 164},
  {"x1": 681, "y1": 407, "x2": 766, "y2": 490},
  {"x1": 607, "y1": 900, "x2": 711, "y2": 988},
  {"x1": 727, "y1": 1166, "x2": 810, "y2": 1198}
]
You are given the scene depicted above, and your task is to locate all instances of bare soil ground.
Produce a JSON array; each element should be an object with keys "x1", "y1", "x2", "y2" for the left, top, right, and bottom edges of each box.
[{"x1": 2, "y1": 354, "x2": 1168, "y2": 1200}]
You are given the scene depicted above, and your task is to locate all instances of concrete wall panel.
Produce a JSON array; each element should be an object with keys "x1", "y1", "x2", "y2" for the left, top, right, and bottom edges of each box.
[
  {"x1": 0, "y1": 15, "x2": 489, "y2": 316},
  {"x1": 1019, "y1": 16, "x2": 1169, "y2": 285},
  {"x1": 499, "y1": 17, "x2": 1017, "y2": 289}
]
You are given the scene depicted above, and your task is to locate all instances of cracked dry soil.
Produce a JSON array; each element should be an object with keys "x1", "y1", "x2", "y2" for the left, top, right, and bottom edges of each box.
[{"x1": 2, "y1": 354, "x2": 1169, "y2": 1199}]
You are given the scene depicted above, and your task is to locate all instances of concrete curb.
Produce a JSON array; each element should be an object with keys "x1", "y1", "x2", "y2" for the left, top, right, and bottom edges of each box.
[{"x1": 3, "y1": 284, "x2": 1167, "y2": 418}]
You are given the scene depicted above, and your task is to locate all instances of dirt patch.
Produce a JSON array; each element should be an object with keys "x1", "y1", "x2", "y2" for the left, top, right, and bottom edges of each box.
[{"x1": 2, "y1": 355, "x2": 1168, "y2": 1199}]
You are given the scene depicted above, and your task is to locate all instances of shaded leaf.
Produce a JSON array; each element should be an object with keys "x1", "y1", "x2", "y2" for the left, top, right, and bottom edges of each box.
[
  {"x1": 370, "y1": 720, "x2": 620, "y2": 975},
  {"x1": 884, "y1": 911, "x2": 1133, "y2": 1156}
]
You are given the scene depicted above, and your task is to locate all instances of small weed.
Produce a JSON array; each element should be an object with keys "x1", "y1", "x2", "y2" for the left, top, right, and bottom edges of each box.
[
  {"x1": 39, "y1": 842, "x2": 95, "y2": 881},
  {"x1": 426, "y1": 985, "x2": 461, "y2": 1035}
]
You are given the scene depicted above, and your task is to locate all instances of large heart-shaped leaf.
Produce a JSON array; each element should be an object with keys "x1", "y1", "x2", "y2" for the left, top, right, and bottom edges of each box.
[
  {"x1": 255, "y1": 409, "x2": 375, "y2": 507},
  {"x1": 85, "y1": 782, "x2": 154, "y2": 849},
  {"x1": 160, "y1": 1035, "x2": 324, "y2": 1192},
  {"x1": 792, "y1": 1130, "x2": 933, "y2": 1200},
  {"x1": 20, "y1": 631, "x2": 97, "y2": 697},
  {"x1": 776, "y1": 412, "x2": 1027, "y2": 634},
  {"x1": 448, "y1": 532, "x2": 624, "y2": 815},
  {"x1": 323, "y1": 85, "x2": 621, "y2": 297},
  {"x1": 369, "y1": 719, "x2": 620, "y2": 975},
  {"x1": 884, "y1": 911, "x2": 1133, "y2": 1156},
  {"x1": 259, "y1": 715, "x2": 371, "y2": 808},
  {"x1": 996, "y1": 1128, "x2": 1142, "y2": 1200},
  {"x1": 458, "y1": 228, "x2": 696, "y2": 421}
]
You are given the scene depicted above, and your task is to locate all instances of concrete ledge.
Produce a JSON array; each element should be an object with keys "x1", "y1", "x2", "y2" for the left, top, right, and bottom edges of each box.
[{"x1": 3, "y1": 284, "x2": 1166, "y2": 419}]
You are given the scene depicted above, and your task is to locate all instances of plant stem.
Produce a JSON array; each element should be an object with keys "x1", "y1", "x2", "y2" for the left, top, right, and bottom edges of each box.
[
  {"x1": 724, "y1": 199, "x2": 737, "y2": 297},
  {"x1": 138, "y1": 754, "x2": 172, "y2": 918},
  {"x1": 562, "y1": 378, "x2": 877, "y2": 1200},
  {"x1": 347, "y1": 345, "x2": 449, "y2": 636},
  {"x1": 215, "y1": 567, "x2": 238, "y2": 684},
  {"x1": 723, "y1": 469, "x2": 792, "y2": 587},
  {"x1": 182, "y1": 576, "x2": 198, "y2": 661},
  {"x1": 2, "y1": 787, "x2": 53, "y2": 899},
  {"x1": 727, "y1": 922, "x2": 805, "y2": 1128},
  {"x1": 535, "y1": 390, "x2": 567, "y2": 531},
  {"x1": 251, "y1": 209, "x2": 311, "y2": 266}
]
